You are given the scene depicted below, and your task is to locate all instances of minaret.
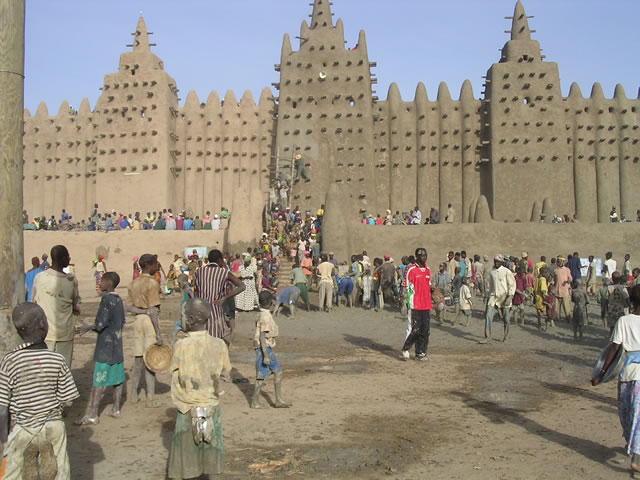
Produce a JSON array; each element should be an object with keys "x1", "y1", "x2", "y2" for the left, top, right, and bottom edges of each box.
[
  {"x1": 509, "y1": 0, "x2": 531, "y2": 41},
  {"x1": 94, "y1": 16, "x2": 179, "y2": 214},
  {"x1": 481, "y1": 0, "x2": 572, "y2": 222},
  {"x1": 274, "y1": 0, "x2": 378, "y2": 213},
  {"x1": 132, "y1": 16, "x2": 150, "y2": 52},
  {"x1": 310, "y1": 0, "x2": 334, "y2": 29}
]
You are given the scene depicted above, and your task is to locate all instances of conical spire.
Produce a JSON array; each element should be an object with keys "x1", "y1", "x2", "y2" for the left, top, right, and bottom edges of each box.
[
  {"x1": 281, "y1": 33, "x2": 292, "y2": 57},
  {"x1": 415, "y1": 82, "x2": 428, "y2": 104},
  {"x1": 568, "y1": 82, "x2": 583, "y2": 100},
  {"x1": 133, "y1": 16, "x2": 150, "y2": 52},
  {"x1": 184, "y1": 90, "x2": 200, "y2": 111},
  {"x1": 460, "y1": 80, "x2": 474, "y2": 103},
  {"x1": 590, "y1": 82, "x2": 604, "y2": 101},
  {"x1": 310, "y1": 0, "x2": 333, "y2": 29},
  {"x1": 614, "y1": 84, "x2": 627, "y2": 100},
  {"x1": 509, "y1": 1, "x2": 531, "y2": 41},
  {"x1": 437, "y1": 82, "x2": 452, "y2": 103},
  {"x1": 78, "y1": 97, "x2": 91, "y2": 116}
]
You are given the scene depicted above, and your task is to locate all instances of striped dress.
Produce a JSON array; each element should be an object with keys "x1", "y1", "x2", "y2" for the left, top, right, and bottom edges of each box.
[{"x1": 193, "y1": 264, "x2": 229, "y2": 338}]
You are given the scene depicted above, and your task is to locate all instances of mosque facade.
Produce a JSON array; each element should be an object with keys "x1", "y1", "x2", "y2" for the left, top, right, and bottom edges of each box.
[{"x1": 22, "y1": 0, "x2": 640, "y2": 224}]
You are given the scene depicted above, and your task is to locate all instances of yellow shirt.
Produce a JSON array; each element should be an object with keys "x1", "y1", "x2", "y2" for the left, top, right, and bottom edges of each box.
[
  {"x1": 317, "y1": 261, "x2": 334, "y2": 285},
  {"x1": 127, "y1": 273, "x2": 161, "y2": 308},
  {"x1": 254, "y1": 308, "x2": 279, "y2": 348},
  {"x1": 171, "y1": 331, "x2": 231, "y2": 413},
  {"x1": 33, "y1": 269, "x2": 79, "y2": 342}
]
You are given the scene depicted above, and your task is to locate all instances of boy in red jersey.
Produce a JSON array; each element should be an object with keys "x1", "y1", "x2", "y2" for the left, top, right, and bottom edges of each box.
[{"x1": 401, "y1": 248, "x2": 433, "y2": 361}]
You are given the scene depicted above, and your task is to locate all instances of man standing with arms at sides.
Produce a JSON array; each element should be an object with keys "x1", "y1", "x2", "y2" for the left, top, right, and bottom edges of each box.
[
  {"x1": 586, "y1": 255, "x2": 597, "y2": 296},
  {"x1": 445, "y1": 203, "x2": 455, "y2": 223},
  {"x1": 401, "y1": 248, "x2": 432, "y2": 361},
  {"x1": 194, "y1": 249, "x2": 245, "y2": 342},
  {"x1": 604, "y1": 251, "x2": 617, "y2": 281},
  {"x1": 447, "y1": 251, "x2": 457, "y2": 285},
  {"x1": 554, "y1": 257, "x2": 573, "y2": 324},
  {"x1": 32, "y1": 245, "x2": 80, "y2": 368},
  {"x1": 482, "y1": 254, "x2": 516, "y2": 343}
]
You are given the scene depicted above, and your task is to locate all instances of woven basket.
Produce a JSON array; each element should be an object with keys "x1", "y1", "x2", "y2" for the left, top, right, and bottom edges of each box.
[{"x1": 144, "y1": 344, "x2": 172, "y2": 373}]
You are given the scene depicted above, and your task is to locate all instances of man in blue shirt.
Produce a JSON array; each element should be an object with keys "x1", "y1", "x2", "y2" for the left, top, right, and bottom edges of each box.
[
  {"x1": 566, "y1": 252, "x2": 582, "y2": 280},
  {"x1": 25, "y1": 257, "x2": 43, "y2": 301}
]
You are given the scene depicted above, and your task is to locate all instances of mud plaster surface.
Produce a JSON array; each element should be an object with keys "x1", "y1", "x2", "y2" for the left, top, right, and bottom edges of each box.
[{"x1": 65, "y1": 294, "x2": 626, "y2": 479}]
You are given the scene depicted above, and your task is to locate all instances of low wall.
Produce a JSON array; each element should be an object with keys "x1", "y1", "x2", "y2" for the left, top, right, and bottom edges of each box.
[
  {"x1": 24, "y1": 230, "x2": 226, "y2": 297},
  {"x1": 325, "y1": 222, "x2": 640, "y2": 272}
]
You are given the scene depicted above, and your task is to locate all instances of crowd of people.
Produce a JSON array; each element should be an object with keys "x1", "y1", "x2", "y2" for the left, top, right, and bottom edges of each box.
[
  {"x1": 5, "y1": 235, "x2": 640, "y2": 477},
  {"x1": 21, "y1": 205, "x2": 231, "y2": 232},
  {"x1": 360, "y1": 204, "x2": 456, "y2": 225},
  {"x1": 359, "y1": 205, "x2": 640, "y2": 225}
]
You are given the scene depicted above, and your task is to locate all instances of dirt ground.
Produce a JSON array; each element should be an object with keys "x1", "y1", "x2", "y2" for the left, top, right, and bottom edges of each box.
[{"x1": 65, "y1": 291, "x2": 628, "y2": 480}]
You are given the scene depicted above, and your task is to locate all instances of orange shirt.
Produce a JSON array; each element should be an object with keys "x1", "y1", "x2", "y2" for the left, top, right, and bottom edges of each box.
[{"x1": 301, "y1": 258, "x2": 313, "y2": 276}]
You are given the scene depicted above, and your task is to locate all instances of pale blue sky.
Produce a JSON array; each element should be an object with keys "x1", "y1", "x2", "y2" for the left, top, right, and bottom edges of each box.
[{"x1": 24, "y1": 0, "x2": 640, "y2": 113}]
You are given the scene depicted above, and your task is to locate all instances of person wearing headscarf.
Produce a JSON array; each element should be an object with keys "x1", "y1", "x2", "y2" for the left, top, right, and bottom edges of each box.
[
  {"x1": 235, "y1": 254, "x2": 259, "y2": 311},
  {"x1": 93, "y1": 254, "x2": 107, "y2": 293}
]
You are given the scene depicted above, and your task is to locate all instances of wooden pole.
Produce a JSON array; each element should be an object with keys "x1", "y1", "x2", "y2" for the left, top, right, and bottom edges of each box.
[{"x1": 0, "y1": 0, "x2": 26, "y2": 310}]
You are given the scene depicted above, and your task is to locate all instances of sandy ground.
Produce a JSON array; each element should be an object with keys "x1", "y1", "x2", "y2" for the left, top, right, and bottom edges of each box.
[{"x1": 65, "y1": 291, "x2": 629, "y2": 480}]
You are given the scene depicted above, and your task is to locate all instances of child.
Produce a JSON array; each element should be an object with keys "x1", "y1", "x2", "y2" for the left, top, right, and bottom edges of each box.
[
  {"x1": 571, "y1": 279, "x2": 589, "y2": 341},
  {"x1": 75, "y1": 272, "x2": 126, "y2": 425},
  {"x1": 126, "y1": 253, "x2": 163, "y2": 407},
  {"x1": 534, "y1": 267, "x2": 549, "y2": 330},
  {"x1": 171, "y1": 274, "x2": 193, "y2": 344},
  {"x1": 458, "y1": 277, "x2": 473, "y2": 327},
  {"x1": 370, "y1": 258, "x2": 383, "y2": 311},
  {"x1": 251, "y1": 291, "x2": 290, "y2": 409},
  {"x1": 597, "y1": 277, "x2": 609, "y2": 327},
  {"x1": 168, "y1": 298, "x2": 231, "y2": 479},
  {"x1": 0, "y1": 303, "x2": 79, "y2": 479},
  {"x1": 544, "y1": 290, "x2": 558, "y2": 329},
  {"x1": 452, "y1": 266, "x2": 462, "y2": 324},
  {"x1": 512, "y1": 267, "x2": 527, "y2": 326},
  {"x1": 607, "y1": 271, "x2": 631, "y2": 334}
]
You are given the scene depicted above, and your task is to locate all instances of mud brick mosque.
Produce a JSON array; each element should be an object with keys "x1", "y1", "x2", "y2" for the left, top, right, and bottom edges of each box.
[{"x1": 22, "y1": 0, "x2": 640, "y2": 225}]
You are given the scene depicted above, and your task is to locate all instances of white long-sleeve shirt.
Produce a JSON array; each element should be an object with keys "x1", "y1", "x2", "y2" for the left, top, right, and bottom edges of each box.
[{"x1": 487, "y1": 266, "x2": 516, "y2": 308}]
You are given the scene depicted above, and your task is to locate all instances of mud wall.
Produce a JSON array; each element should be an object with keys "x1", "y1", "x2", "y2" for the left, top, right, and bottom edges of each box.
[
  {"x1": 325, "y1": 222, "x2": 640, "y2": 275},
  {"x1": 24, "y1": 231, "x2": 226, "y2": 298}
]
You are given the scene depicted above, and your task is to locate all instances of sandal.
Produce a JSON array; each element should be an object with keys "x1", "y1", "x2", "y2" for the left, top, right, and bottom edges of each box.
[
  {"x1": 105, "y1": 409, "x2": 121, "y2": 418},
  {"x1": 73, "y1": 415, "x2": 99, "y2": 426}
]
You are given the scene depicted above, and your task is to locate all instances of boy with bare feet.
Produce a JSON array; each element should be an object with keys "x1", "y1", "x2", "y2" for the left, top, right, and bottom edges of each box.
[
  {"x1": 0, "y1": 303, "x2": 79, "y2": 479},
  {"x1": 251, "y1": 291, "x2": 291, "y2": 409},
  {"x1": 168, "y1": 298, "x2": 231, "y2": 479},
  {"x1": 126, "y1": 254, "x2": 163, "y2": 407},
  {"x1": 74, "y1": 272, "x2": 125, "y2": 425}
]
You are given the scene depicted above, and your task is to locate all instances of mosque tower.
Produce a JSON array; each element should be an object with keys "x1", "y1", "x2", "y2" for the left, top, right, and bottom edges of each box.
[
  {"x1": 481, "y1": 0, "x2": 572, "y2": 222},
  {"x1": 93, "y1": 16, "x2": 179, "y2": 214},
  {"x1": 274, "y1": 0, "x2": 379, "y2": 213}
]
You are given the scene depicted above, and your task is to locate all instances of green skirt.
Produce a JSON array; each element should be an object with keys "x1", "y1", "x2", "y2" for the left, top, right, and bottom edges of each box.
[
  {"x1": 93, "y1": 362, "x2": 125, "y2": 387},
  {"x1": 168, "y1": 407, "x2": 224, "y2": 479}
]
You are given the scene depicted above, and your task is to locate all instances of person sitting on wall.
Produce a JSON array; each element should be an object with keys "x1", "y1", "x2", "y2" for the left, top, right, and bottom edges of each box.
[
  {"x1": 153, "y1": 215, "x2": 166, "y2": 230},
  {"x1": 293, "y1": 153, "x2": 310, "y2": 182},
  {"x1": 411, "y1": 207, "x2": 422, "y2": 225},
  {"x1": 610, "y1": 206, "x2": 618, "y2": 223},
  {"x1": 211, "y1": 214, "x2": 221, "y2": 230},
  {"x1": 445, "y1": 204, "x2": 455, "y2": 224},
  {"x1": 429, "y1": 208, "x2": 440, "y2": 224}
]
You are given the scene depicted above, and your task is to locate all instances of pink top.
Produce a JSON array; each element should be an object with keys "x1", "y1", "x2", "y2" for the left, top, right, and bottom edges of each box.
[{"x1": 553, "y1": 266, "x2": 573, "y2": 297}]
